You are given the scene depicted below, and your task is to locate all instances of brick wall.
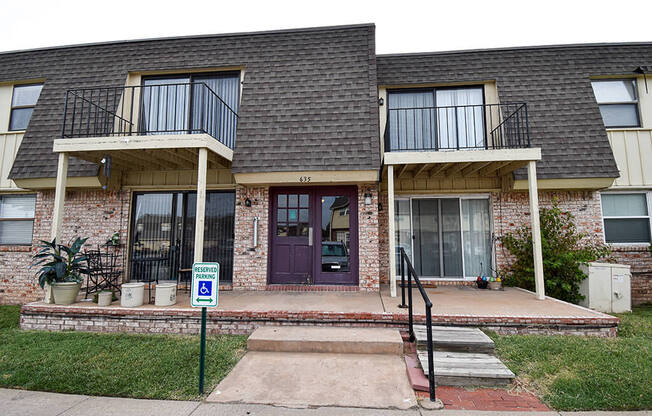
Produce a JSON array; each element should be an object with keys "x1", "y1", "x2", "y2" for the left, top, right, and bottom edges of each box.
[
  {"x1": 232, "y1": 186, "x2": 269, "y2": 290},
  {"x1": 358, "y1": 184, "x2": 380, "y2": 291},
  {"x1": 0, "y1": 189, "x2": 130, "y2": 305},
  {"x1": 611, "y1": 246, "x2": 652, "y2": 305},
  {"x1": 379, "y1": 191, "x2": 389, "y2": 285},
  {"x1": 492, "y1": 190, "x2": 605, "y2": 272},
  {"x1": 20, "y1": 304, "x2": 619, "y2": 337}
]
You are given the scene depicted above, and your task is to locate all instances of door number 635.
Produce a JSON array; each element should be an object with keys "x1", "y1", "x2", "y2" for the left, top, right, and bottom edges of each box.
[{"x1": 299, "y1": 176, "x2": 311, "y2": 183}]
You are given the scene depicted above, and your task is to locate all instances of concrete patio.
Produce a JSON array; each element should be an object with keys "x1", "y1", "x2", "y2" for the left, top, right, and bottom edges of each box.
[{"x1": 20, "y1": 285, "x2": 619, "y2": 336}]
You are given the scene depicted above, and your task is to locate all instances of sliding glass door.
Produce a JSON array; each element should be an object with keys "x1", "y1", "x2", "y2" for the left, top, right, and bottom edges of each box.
[
  {"x1": 130, "y1": 191, "x2": 235, "y2": 283},
  {"x1": 140, "y1": 72, "x2": 240, "y2": 138},
  {"x1": 395, "y1": 196, "x2": 492, "y2": 278}
]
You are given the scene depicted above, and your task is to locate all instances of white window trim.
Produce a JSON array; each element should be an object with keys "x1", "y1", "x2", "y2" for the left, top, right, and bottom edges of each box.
[
  {"x1": 394, "y1": 193, "x2": 494, "y2": 281},
  {"x1": 600, "y1": 190, "x2": 652, "y2": 246},
  {"x1": 0, "y1": 193, "x2": 37, "y2": 246}
]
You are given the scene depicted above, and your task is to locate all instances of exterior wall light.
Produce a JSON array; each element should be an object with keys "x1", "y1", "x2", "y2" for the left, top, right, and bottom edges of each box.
[
  {"x1": 378, "y1": 97, "x2": 384, "y2": 106},
  {"x1": 244, "y1": 198, "x2": 252, "y2": 207},
  {"x1": 364, "y1": 193, "x2": 373, "y2": 205}
]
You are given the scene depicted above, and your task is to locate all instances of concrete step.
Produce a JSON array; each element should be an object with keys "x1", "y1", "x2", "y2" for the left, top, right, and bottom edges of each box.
[
  {"x1": 247, "y1": 326, "x2": 404, "y2": 355},
  {"x1": 414, "y1": 325, "x2": 495, "y2": 353},
  {"x1": 417, "y1": 350, "x2": 515, "y2": 387}
]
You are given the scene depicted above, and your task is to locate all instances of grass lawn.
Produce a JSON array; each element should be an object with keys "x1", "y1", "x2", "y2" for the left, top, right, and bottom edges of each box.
[
  {"x1": 0, "y1": 305, "x2": 246, "y2": 400},
  {"x1": 490, "y1": 305, "x2": 652, "y2": 411}
]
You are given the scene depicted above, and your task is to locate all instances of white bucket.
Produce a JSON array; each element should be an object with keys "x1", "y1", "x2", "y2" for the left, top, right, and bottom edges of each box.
[
  {"x1": 97, "y1": 291, "x2": 113, "y2": 307},
  {"x1": 121, "y1": 283, "x2": 145, "y2": 307},
  {"x1": 155, "y1": 283, "x2": 177, "y2": 307}
]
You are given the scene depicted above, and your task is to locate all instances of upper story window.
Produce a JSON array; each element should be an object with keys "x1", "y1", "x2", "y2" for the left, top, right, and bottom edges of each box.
[
  {"x1": 141, "y1": 73, "x2": 240, "y2": 146},
  {"x1": 9, "y1": 84, "x2": 43, "y2": 131},
  {"x1": 601, "y1": 192, "x2": 651, "y2": 244},
  {"x1": 0, "y1": 194, "x2": 36, "y2": 245},
  {"x1": 387, "y1": 87, "x2": 485, "y2": 151},
  {"x1": 591, "y1": 79, "x2": 640, "y2": 128}
]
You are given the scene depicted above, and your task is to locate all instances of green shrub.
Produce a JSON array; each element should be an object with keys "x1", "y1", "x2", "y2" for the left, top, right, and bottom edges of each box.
[{"x1": 500, "y1": 201, "x2": 610, "y2": 304}]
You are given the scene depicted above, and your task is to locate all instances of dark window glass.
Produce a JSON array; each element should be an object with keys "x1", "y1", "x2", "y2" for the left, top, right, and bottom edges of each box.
[
  {"x1": 601, "y1": 193, "x2": 651, "y2": 243},
  {"x1": 604, "y1": 219, "x2": 651, "y2": 243},
  {"x1": 130, "y1": 191, "x2": 235, "y2": 282},
  {"x1": 9, "y1": 108, "x2": 34, "y2": 131},
  {"x1": 9, "y1": 84, "x2": 43, "y2": 131}
]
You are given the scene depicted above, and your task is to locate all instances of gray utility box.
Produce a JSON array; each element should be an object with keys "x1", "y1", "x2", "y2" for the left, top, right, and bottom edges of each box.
[{"x1": 579, "y1": 262, "x2": 631, "y2": 313}]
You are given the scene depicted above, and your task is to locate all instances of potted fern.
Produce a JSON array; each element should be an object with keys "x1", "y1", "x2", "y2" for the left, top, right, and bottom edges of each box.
[{"x1": 32, "y1": 238, "x2": 89, "y2": 305}]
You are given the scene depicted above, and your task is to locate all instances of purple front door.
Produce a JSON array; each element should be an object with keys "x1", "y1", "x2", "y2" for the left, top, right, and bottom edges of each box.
[{"x1": 269, "y1": 186, "x2": 358, "y2": 285}]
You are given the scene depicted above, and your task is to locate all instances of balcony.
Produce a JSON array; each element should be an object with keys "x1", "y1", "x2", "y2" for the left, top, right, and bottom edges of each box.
[
  {"x1": 382, "y1": 102, "x2": 540, "y2": 179},
  {"x1": 54, "y1": 82, "x2": 238, "y2": 171}
]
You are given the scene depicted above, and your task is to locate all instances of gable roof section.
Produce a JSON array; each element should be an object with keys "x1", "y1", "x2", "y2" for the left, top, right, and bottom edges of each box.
[
  {"x1": 0, "y1": 24, "x2": 380, "y2": 179},
  {"x1": 377, "y1": 43, "x2": 652, "y2": 180}
]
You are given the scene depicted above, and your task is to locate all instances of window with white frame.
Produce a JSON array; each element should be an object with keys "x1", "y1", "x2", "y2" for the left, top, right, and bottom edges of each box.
[
  {"x1": 0, "y1": 194, "x2": 36, "y2": 245},
  {"x1": 9, "y1": 84, "x2": 43, "y2": 131},
  {"x1": 394, "y1": 196, "x2": 492, "y2": 278},
  {"x1": 591, "y1": 79, "x2": 640, "y2": 128},
  {"x1": 601, "y1": 193, "x2": 651, "y2": 244}
]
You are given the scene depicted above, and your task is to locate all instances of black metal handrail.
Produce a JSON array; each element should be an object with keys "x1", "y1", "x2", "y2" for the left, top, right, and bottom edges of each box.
[
  {"x1": 384, "y1": 102, "x2": 530, "y2": 152},
  {"x1": 398, "y1": 247, "x2": 436, "y2": 402},
  {"x1": 61, "y1": 82, "x2": 238, "y2": 149}
]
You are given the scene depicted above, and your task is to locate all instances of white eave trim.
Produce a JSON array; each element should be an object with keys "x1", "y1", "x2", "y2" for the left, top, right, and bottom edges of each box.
[{"x1": 383, "y1": 148, "x2": 542, "y2": 165}]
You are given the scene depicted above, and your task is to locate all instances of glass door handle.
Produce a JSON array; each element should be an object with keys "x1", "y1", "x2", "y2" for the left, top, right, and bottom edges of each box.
[{"x1": 308, "y1": 227, "x2": 313, "y2": 246}]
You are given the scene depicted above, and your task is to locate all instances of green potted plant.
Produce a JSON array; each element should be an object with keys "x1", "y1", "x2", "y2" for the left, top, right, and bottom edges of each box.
[{"x1": 32, "y1": 237, "x2": 89, "y2": 305}]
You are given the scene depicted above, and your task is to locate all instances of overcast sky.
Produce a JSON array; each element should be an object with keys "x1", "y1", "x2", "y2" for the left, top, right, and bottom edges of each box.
[{"x1": 2, "y1": 0, "x2": 651, "y2": 54}]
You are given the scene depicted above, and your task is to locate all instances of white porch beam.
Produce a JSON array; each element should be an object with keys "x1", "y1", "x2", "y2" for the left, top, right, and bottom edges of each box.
[
  {"x1": 51, "y1": 152, "x2": 68, "y2": 242},
  {"x1": 194, "y1": 148, "x2": 208, "y2": 263},
  {"x1": 528, "y1": 161, "x2": 545, "y2": 300},
  {"x1": 387, "y1": 165, "x2": 397, "y2": 297}
]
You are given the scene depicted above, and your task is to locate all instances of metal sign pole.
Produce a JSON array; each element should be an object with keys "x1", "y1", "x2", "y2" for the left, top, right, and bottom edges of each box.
[
  {"x1": 199, "y1": 306, "x2": 207, "y2": 394},
  {"x1": 191, "y1": 262, "x2": 219, "y2": 395}
]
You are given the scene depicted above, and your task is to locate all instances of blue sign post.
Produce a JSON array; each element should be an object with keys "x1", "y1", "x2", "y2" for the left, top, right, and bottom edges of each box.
[{"x1": 191, "y1": 262, "x2": 219, "y2": 394}]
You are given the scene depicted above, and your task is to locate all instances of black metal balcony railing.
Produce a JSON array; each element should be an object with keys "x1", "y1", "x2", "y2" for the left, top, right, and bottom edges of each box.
[
  {"x1": 384, "y1": 102, "x2": 530, "y2": 152},
  {"x1": 61, "y1": 82, "x2": 238, "y2": 149}
]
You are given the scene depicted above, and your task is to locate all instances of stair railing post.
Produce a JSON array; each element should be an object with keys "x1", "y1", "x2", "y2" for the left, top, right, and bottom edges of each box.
[
  {"x1": 399, "y1": 249, "x2": 407, "y2": 308},
  {"x1": 426, "y1": 302, "x2": 436, "y2": 401},
  {"x1": 407, "y1": 265, "x2": 414, "y2": 342}
]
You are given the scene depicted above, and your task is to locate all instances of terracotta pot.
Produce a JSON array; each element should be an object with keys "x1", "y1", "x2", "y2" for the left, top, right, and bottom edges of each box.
[{"x1": 51, "y1": 282, "x2": 82, "y2": 305}]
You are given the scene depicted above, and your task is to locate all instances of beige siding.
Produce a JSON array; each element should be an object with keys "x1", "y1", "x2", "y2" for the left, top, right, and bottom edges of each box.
[
  {"x1": 608, "y1": 129, "x2": 652, "y2": 188},
  {"x1": 122, "y1": 168, "x2": 235, "y2": 188},
  {"x1": 0, "y1": 132, "x2": 24, "y2": 190},
  {"x1": 381, "y1": 175, "x2": 501, "y2": 193}
]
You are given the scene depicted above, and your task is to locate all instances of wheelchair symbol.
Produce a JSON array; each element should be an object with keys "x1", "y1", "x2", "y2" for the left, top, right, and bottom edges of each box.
[{"x1": 198, "y1": 281, "x2": 212, "y2": 296}]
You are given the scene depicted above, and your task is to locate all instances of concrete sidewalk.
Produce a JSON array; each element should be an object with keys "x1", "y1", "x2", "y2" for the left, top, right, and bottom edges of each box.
[{"x1": 1, "y1": 388, "x2": 649, "y2": 416}]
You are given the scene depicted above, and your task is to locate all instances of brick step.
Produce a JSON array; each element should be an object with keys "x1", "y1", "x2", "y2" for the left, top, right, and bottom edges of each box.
[
  {"x1": 417, "y1": 350, "x2": 515, "y2": 387},
  {"x1": 414, "y1": 325, "x2": 495, "y2": 353},
  {"x1": 247, "y1": 326, "x2": 403, "y2": 355}
]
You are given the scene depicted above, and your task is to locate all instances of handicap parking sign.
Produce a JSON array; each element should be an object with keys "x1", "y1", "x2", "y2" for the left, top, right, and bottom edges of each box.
[
  {"x1": 191, "y1": 263, "x2": 219, "y2": 308},
  {"x1": 198, "y1": 281, "x2": 212, "y2": 296}
]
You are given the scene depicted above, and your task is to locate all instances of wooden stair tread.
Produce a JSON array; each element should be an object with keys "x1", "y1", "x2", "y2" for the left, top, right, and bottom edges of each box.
[
  {"x1": 417, "y1": 351, "x2": 515, "y2": 379},
  {"x1": 413, "y1": 326, "x2": 494, "y2": 350}
]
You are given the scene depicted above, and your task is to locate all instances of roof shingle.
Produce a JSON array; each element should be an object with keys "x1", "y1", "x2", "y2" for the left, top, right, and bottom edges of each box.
[
  {"x1": 0, "y1": 24, "x2": 380, "y2": 179},
  {"x1": 377, "y1": 43, "x2": 652, "y2": 180}
]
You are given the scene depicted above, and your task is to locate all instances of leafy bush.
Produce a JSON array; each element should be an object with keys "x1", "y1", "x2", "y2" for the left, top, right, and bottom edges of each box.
[
  {"x1": 32, "y1": 238, "x2": 89, "y2": 288},
  {"x1": 500, "y1": 201, "x2": 610, "y2": 303}
]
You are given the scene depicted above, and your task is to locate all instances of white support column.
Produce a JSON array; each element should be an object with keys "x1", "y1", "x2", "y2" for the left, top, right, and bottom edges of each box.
[
  {"x1": 194, "y1": 148, "x2": 208, "y2": 263},
  {"x1": 388, "y1": 165, "x2": 397, "y2": 297},
  {"x1": 51, "y1": 152, "x2": 69, "y2": 242},
  {"x1": 528, "y1": 160, "x2": 545, "y2": 300}
]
